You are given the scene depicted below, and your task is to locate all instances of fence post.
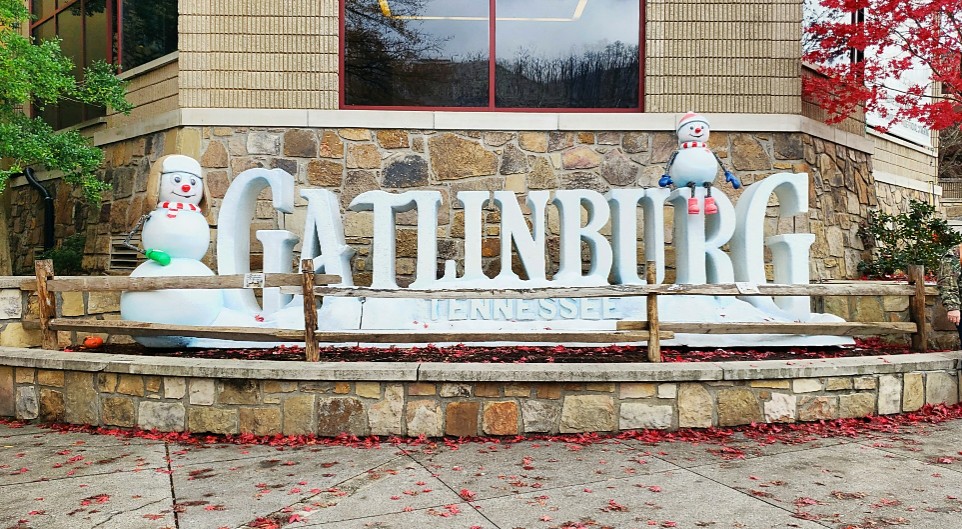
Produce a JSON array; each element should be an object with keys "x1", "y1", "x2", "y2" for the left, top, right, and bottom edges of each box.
[
  {"x1": 908, "y1": 264, "x2": 927, "y2": 353},
  {"x1": 34, "y1": 259, "x2": 58, "y2": 350},
  {"x1": 301, "y1": 259, "x2": 320, "y2": 362},
  {"x1": 646, "y1": 261, "x2": 661, "y2": 362}
]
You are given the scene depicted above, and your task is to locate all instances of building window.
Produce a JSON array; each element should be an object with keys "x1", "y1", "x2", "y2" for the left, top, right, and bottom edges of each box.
[
  {"x1": 30, "y1": 0, "x2": 178, "y2": 129},
  {"x1": 342, "y1": 0, "x2": 642, "y2": 110}
]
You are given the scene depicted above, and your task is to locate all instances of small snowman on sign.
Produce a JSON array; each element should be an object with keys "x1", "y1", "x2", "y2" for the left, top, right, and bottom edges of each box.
[
  {"x1": 120, "y1": 155, "x2": 223, "y2": 347},
  {"x1": 658, "y1": 112, "x2": 740, "y2": 214}
]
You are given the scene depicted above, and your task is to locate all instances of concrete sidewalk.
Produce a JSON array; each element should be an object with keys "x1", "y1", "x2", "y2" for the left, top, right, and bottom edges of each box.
[{"x1": 1, "y1": 419, "x2": 961, "y2": 529}]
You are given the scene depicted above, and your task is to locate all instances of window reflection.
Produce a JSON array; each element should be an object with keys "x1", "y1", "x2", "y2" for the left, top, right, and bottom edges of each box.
[
  {"x1": 495, "y1": 0, "x2": 639, "y2": 108},
  {"x1": 345, "y1": 0, "x2": 489, "y2": 107},
  {"x1": 121, "y1": 0, "x2": 178, "y2": 70},
  {"x1": 343, "y1": 0, "x2": 641, "y2": 109}
]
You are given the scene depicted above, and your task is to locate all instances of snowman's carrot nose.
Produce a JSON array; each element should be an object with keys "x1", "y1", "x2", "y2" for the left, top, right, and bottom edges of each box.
[{"x1": 181, "y1": 184, "x2": 191, "y2": 192}]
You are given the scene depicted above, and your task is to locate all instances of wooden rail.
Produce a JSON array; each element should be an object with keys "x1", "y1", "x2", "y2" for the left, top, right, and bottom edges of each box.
[{"x1": 19, "y1": 260, "x2": 933, "y2": 363}]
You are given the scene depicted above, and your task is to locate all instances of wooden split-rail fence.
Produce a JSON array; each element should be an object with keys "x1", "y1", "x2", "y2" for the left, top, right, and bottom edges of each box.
[{"x1": 13, "y1": 259, "x2": 934, "y2": 363}]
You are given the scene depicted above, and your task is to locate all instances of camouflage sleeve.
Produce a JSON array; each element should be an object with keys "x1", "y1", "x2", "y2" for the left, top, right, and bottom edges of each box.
[{"x1": 937, "y1": 248, "x2": 962, "y2": 312}]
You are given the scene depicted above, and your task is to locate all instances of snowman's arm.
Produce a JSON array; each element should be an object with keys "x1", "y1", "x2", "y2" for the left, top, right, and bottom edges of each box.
[
  {"x1": 123, "y1": 214, "x2": 151, "y2": 253},
  {"x1": 713, "y1": 152, "x2": 741, "y2": 189},
  {"x1": 659, "y1": 150, "x2": 679, "y2": 187},
  {"x1": 664, "y1": 150, "x2": 679, "y2": 173},
  {"x1": 123, "y1": 213, "x2": 172, "y2": 266}
]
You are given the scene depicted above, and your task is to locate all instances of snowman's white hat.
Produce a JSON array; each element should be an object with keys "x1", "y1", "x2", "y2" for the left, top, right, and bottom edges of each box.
[
  {"x1": 146, "y1": 154, "x2": 210, "y2": 219},
  {"x1": 160, "y1": 154, "x2": 203, "y2": 179},
  {"x1": 676, "y1": 111, "x2": 709, "y2": 131}
]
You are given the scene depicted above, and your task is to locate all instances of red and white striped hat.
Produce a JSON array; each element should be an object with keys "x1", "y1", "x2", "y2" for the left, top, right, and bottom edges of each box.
[{"x1": 676, "y1": 111, "x2": 709, "y2": 131}]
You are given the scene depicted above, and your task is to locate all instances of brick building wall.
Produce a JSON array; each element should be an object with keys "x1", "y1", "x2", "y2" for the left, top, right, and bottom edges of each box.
[
  {"x1": 646, "y1": 0, "x2": 802, "y2": 114},
  {"x1": 178, "y1": 0, "x2": 339, "y2": 109}
]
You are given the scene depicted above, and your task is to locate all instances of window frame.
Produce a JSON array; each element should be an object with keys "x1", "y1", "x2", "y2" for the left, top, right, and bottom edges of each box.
[
  {"x1": 30, "y1": 0, "x2": 119, "y2": 69},
  {"x1": 338, "y1": 0, "x2": 646, "y2": 113}
]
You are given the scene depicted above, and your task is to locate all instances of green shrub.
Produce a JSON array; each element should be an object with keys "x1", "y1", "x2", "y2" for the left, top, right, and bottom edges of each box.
[
  {"x1": 857, "y1": 200, "x2": 962, "y2": 277},
  {"x1": 37, "y1": 234, "x2": 86, "y2": 275}
]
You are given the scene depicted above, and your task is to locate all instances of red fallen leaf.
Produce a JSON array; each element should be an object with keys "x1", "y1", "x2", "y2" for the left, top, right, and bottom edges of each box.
[
  {"x1": 204, "y1": 505, "x2": 226, "y2": 511},
  {"x1": 402, "y1": 506, "x2": 413, "y2": 512},
  {"x1": 288, "y1": 514, "x2": 306, "y2": 523},
  {"x1": 793, "y1": 497, "x2": 820, "y2": 507},
  {"x1": 662, "y1": 522, "x2": 678, "y2": 528},
  {"x1": 28, "y1": 510, "x2": 45, "y2": 515},
  {"x1": 540, "y1": 515, "x2": 553, "y2": 521},
  {"x1": 142, "y1": 514, "x2": 165, "y2": 520},
  {"x1": 937, "y1": 457, "x2": 954, "y2": 464},
  {"x1": 603, "y1": 499, "x2": 629, "y2": 512},
  {"x1": 648, "y1": 485, "x2": 662, "y2": 492},
  {"x1": 459, "y1": 488, "x2": 476, "y2": 501}
]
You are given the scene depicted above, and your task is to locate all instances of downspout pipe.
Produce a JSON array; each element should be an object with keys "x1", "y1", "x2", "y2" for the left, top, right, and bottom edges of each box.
[{"x1": 22, "y1": 167, "x2": 55, "y2": 251}]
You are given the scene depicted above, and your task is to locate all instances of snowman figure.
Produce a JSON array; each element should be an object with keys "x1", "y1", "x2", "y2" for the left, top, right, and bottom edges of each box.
[
  {"x1": 120, "y1": 155, "x2": 223, "y2": 347},
  {"x1": 658, "y1": 112, "x2": 740, "y2": 214}
]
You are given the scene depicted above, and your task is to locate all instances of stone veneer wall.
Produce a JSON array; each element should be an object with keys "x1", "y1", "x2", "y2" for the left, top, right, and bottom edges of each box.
[
  {"x1": 0, "y1": 125, "x2": 918, "y2": 284},
  {"x1": 0, "y1": 349, "x2": 959, "y2": 436},
  {"x1": 76, "y1": 126, "x2": 877, "y2": 284}
]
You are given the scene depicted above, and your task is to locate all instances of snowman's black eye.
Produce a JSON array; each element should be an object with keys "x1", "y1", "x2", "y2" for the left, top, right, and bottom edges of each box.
[
  {"x1": 190, "y1": 178, "x2": 197, "y2": 186},
  {"x1": 173, "y1": 176, "x2": 182, "y2": 183}
]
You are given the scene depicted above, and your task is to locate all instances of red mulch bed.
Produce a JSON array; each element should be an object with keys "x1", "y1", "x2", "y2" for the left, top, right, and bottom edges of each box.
[{"x1": 62, "y1": 338, "x2": 947, "y2": 363}]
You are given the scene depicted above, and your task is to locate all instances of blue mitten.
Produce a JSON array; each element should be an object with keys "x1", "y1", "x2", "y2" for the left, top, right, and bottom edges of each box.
[
  {"x1": 725, "y1": 171, "x2": 741, "y2": 189},
  {"x1": 658, "y1": 174, "x2": 673, "y2": 188}
]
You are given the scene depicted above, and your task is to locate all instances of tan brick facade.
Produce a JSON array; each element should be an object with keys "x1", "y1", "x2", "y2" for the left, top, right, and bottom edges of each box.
[
  {"x1": 178, "y1": 0, "x2": 339, "y2": 109},
  {"x1": 646, "y1": 0, "x2": 802, "y2": 114}
]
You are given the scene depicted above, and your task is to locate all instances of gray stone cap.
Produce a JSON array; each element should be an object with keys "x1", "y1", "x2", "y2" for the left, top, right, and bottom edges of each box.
[{"x1": 0, "y1": 347, "x2": 958, "y2": 382}]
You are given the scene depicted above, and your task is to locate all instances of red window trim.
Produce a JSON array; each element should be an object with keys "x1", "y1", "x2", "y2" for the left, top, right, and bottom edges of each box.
[{"x1": 339, "y1": 0, "x2": 646, "y2": 113}]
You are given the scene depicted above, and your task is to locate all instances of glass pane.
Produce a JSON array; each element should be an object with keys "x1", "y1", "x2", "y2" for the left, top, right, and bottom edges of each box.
[
  {"x1": 32, "y1": 19, "x2": 57, "y2": 42},
  {"x1": 57, "y1": 9, "x2": 82, "y2": 75},
  {"x1": 32, "y1": 0, "x2": 57, "y2": 21},
  {"x1": 38, "y1": 105, "x2": 60, "y2": 130},
  {"x1": 121, "y1": 0, "x2": 178, "y2": 69},
  {"x1": 344, "y1": 0, "x2": 489, "y2": 107},
  {"x1": 495, "y1": 0, "x2": 639, "y2": 108},
  {"x1": 60, "y1": 100, "x2": 84, "y2": 127},
  {"x1": 84, "y1": 3, "x2": 109, "y2": 67}
]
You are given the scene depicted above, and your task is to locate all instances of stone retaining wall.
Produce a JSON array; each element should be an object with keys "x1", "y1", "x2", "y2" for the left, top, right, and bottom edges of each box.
[{"x1": 0, "y1": 349, "x2": 959, "y2": 437}]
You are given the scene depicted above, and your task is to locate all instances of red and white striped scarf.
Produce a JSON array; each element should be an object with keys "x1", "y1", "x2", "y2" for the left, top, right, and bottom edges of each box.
[
  {"x1": 160, "y1": 202, "x2": 201, "y2": 219},
  {"x1": 680, "y1": 141, "x2": 708, "y2": 149}
]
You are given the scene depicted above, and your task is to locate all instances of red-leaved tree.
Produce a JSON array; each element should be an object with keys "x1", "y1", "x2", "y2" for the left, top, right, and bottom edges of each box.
[{"x1": 803, "y1": 0, "x2": 961, "y2": 131}]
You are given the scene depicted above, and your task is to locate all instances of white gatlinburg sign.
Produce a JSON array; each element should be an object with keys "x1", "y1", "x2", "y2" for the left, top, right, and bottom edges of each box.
[{"x1": 119, "y1": 154, "x2": 849, "y2": 348}]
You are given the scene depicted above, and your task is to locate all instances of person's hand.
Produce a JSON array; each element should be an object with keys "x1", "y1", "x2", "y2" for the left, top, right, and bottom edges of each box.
[{"x1": 948, "y1": 309, "x2": 961, "y2": 325}]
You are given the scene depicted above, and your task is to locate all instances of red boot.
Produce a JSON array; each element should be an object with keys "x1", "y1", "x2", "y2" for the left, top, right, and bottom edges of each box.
[
  {"x1": 687, "y1": 197, "x2": 700, "y2": 214},
  {"x1": 704, "y1": 196, "x2": 718, "y2": 214}
]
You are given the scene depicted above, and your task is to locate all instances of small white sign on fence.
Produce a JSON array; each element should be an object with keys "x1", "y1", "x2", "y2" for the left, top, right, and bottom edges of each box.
[{"x1": 243, "y1": 273, "x2": 265, "y2": 289}]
